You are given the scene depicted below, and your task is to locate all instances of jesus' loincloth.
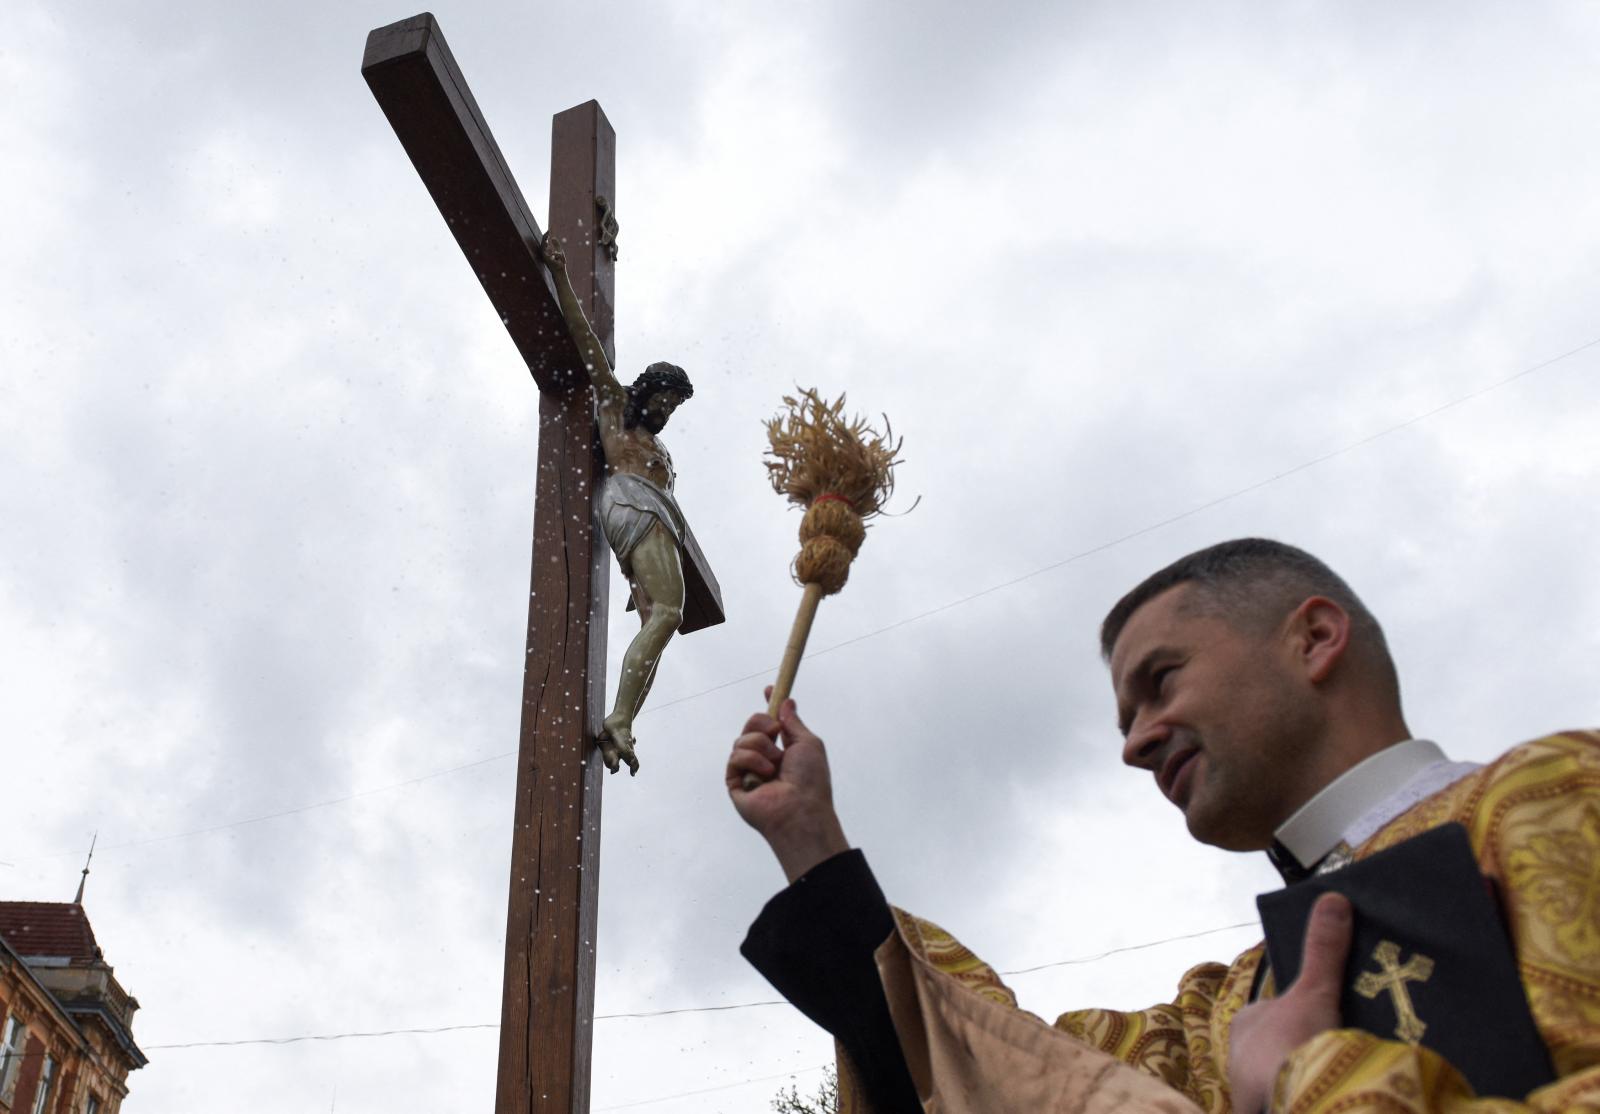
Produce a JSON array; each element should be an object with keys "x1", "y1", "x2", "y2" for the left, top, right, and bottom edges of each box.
[{"x1": 597, "y1": 472, "x2": 688, "y2": 576}]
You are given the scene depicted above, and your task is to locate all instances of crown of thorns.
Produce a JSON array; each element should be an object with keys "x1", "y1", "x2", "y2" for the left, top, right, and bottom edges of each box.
[{"x1": 630, "y1": 362, "x2": 694, "y2": 401}]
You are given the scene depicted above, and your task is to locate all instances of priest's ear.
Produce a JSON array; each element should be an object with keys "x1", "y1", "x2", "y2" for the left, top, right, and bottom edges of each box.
[{"x1": 1285, "y1": 596, "x2": 1351, "y2": 685}]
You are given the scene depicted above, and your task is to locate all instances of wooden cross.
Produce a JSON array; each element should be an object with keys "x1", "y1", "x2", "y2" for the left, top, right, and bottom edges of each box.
[{"x1": 362, "y1": 14, "x2": 723, "y2": 1114}]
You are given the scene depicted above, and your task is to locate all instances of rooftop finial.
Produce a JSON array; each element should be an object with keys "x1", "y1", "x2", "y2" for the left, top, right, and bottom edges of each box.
[{"x1": 74, "y1": 832, "x2": 97, "y2": 904}]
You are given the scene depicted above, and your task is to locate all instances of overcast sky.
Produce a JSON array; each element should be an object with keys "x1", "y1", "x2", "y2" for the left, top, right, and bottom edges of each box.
[{"x1": 4, "y1": 1, "x2": 1599, "y2": 1111}]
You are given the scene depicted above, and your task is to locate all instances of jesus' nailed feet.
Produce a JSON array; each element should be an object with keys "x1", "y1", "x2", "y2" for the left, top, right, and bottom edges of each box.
[{"x1": 597, "y1": 721, "x2": 640, "y2": 776}]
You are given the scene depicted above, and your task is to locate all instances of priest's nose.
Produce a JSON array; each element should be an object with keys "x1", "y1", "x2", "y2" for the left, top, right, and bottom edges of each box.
[{"x1": 1122, "y1": 719, "x2": 1169, "y2": 770}]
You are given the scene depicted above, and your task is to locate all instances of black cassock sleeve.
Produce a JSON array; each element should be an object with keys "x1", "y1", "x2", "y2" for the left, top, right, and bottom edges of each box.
[{"x1": 740, "y1": 849, "x2": 922, "y2": 1114}]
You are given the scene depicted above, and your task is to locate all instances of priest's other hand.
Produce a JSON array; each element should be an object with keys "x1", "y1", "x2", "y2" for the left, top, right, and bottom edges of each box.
[
  {"x1": 1227, "y1": 893, "x2": 1353, "y2": 1114},
  {"x1": 726, "y1": 694, "x2": 850, "y2": 884}
]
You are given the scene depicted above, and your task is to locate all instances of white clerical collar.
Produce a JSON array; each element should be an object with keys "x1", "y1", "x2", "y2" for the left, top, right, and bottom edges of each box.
[{"x1": 1273, "y1": 738, "x2": 1478, "y2": 869}]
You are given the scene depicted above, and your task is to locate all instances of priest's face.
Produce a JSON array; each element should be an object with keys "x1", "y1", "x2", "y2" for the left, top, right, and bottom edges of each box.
[{"x1": 1109, "y1": 584, "x2": 1324, "y2": 851}]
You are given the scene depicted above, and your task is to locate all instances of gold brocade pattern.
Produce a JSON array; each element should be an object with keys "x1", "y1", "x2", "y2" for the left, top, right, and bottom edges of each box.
[
  {"x1": 837, "y1": 731, "x2": 1600, "y2": 1113},
  {"x1": 1507, "y1": 803, "x2": 1600, "y2": 966},
  {"x1": 893, "y1": 910, "x2": 1019, "y2": 1009},
  {"x1": 1052, "y1": 955, "x2": 1252, "y2": 1114}
]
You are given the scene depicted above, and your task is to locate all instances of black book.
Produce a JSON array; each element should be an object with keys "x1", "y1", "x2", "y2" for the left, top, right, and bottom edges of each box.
[{"x1": 1256, "y1": 822, "x2": 1553, "y2": 1099}]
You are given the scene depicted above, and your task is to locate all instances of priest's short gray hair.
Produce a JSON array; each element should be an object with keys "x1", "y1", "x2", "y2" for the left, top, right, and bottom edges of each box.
[{"x1": 1100, "y1": 538, "x2": 1398, "y2": 698}]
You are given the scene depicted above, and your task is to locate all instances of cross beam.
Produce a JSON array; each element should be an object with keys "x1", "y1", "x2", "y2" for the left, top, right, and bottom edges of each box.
[{"x1": 362, "y1": 14, "x2": 602, "y2": 391}]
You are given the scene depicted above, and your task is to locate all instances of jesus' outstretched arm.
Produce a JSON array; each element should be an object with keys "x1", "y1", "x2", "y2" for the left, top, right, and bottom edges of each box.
[{"x1": 541, "y1": 232, "x2": 625, "y2": 407}]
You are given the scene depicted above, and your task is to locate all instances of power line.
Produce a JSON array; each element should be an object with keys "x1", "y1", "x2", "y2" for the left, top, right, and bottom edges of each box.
[
  {"x1": 140, "y1": 917, "x2": 1265, "y2": 1051},
  {"x1": 143, "y1": 1023, "x2": 499, "y2": 1050},
  {"x1": 140, "y1": 1004, "x2": 790, "y2": 1051},
  {"x1": 35, "y1": 329, "x2": 1600, "y2": 862},
  {"x1": 594, "y1": 1000, "x2": 784, "y2": 1020},
  {"x1": 1000, "y1": 919, "x2": 1259, "y2": 976},
  {"x1": 134, "y1": 919, "x2": 1266, "y2": 1106}
]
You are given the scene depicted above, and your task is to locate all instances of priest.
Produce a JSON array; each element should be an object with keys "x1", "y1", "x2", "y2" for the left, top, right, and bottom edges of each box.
[{"x1": 726, "y1": 538, "x2": 1600, "y2": 1113}]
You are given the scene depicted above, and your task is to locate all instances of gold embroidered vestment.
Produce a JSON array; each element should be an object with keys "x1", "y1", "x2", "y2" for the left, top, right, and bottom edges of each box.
[{"x1": 843, "y1": 730, "x2": 1600, "y2": 1113}]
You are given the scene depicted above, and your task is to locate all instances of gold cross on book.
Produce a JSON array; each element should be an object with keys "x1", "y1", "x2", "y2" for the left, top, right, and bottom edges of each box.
[{"x1": 1355, "y1": 939, "x2": 1435, "y2": 1043}]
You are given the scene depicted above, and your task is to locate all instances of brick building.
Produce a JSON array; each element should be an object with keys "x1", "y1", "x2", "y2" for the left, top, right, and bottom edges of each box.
[{"x1": 0, "y1": 902, "x2": 145, "y2": 1114}]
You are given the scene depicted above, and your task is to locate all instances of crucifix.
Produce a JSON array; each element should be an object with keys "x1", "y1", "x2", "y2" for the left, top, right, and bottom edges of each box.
[{"x1": 362, "y1": 14, "x2": 723, "y2": 1114}]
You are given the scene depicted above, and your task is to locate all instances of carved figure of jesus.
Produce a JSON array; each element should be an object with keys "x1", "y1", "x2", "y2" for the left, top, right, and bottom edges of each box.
[{"x1": 542, "y1": 232, "x2": 692, "y2": 776}]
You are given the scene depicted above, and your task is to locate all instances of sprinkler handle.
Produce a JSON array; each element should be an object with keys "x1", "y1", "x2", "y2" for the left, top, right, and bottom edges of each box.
[
  {"x1": 768, "y1": 582, "x2": 824, "y2": 716},
  {"x1": 742, "y1": 582, "x2": 825, "y2": 791}
]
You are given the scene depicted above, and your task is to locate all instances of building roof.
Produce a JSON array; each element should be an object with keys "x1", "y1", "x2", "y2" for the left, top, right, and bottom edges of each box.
[
  {"x1": 0, "y1": 901, "x2": 101, "y2": 961},
  {"x1": 0, "y1": 909, "x2": 148, "y2": 1073}
]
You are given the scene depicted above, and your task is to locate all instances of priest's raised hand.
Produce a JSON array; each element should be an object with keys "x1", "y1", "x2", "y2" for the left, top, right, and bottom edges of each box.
[{"x1": 726, "y1": 694, "x2": 851, "y2": 885}]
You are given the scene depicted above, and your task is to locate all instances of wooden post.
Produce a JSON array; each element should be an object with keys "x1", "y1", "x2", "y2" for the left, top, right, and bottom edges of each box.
[{"x1": 490, "y1": 102, "x2": 616, "y2": 1114}]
